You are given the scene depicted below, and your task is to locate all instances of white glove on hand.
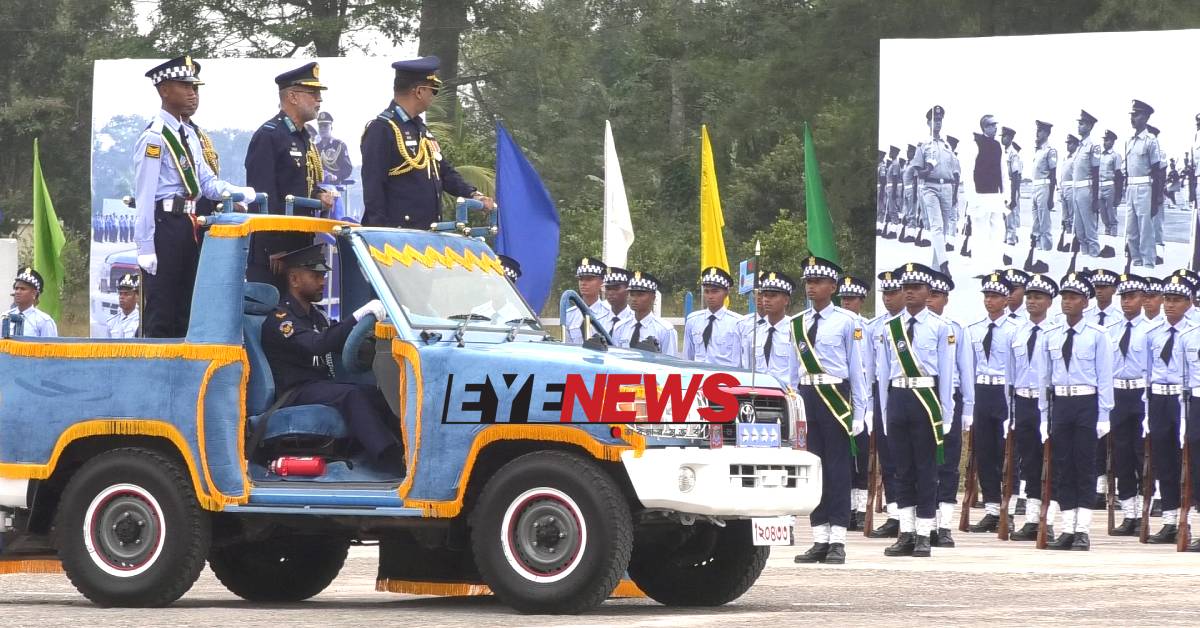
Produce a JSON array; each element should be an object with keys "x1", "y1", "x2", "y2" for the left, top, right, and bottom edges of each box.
[
  {"x1": 1039, "y1": 421, "x2": 1049, "y2": 443},
  {"x1": 353, "y1": 299, "x2": 386, "y2": 322},
  {"x1": 852, "y1": 417, "x2": 866, "y2": 436},
  {"x1": 1096, "y1": 421, "x2": 1110, "y2": 439},
  {"x1": 240, "y1": 186, "x2": 258, "y2": 203},
  {"x1": 863, "y1": 409, "x2": 875, "y2": 435},
  {"x1": 1180, "y1": 420, "x2": 1186, "y2": 449},
  {"x1": 961, "y1": 413, "x2": 974, "y2": 433},
  {"x1": 942, "y1": 418, "x2": 954, "y2": 435},
  {"x1": 137, "y1": 253, "x2": 158, "y2": 276}
]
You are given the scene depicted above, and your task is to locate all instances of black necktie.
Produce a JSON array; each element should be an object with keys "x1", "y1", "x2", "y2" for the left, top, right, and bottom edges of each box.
[
  {"x1": 1162, "y1": 327, "x2": 1177, "y2": 364},
  {"x1": 808, "y1": 312, "x2": 821, "y2": 343},
  {"x1": 702, "y1": 314, "x2": 716, "y2": 348},
  {"x1": 1119, "y1": 321, "x2": 1133, "y2": 358},
  {"x1": 1027, "y1": 325, "x2": 1040, "y2": 356},
  {"x1": 1063, "y1": 328, "x2": 1075, "y2": 370},
  {"x1": 630, "y1": 321, "x2": 642, "y2": 347},
  {"x1": 609, "y1": 315, "x2": 619, "y2": 336},
  {"x1": 178, "y1": 125, "x2": 198, "y2": 172},
  {"x1": 1098, "y1": 311, "x2": 1107, "y2": 326},
  {"x1": 983, "y1": 322, "x2": 996, "y2": 361},
  {"x1": 907, "y1": 316, "x2": 917, "y2": 344},
  {"x1": 764, "y1": 327, "x2": 776, "y2": 365}
]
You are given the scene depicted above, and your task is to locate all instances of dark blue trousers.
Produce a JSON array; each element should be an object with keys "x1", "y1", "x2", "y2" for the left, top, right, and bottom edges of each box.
[
  {"x1": 1188, "y1": 399, "x2": 1200, "y2": 506},
  {"x1": 289, "y1": 381, "x2": 400, "y2": 460},
  {"x1": 1111, "y1": 388, "x2": 1145, "y2": 501},
  {"x1": 1013, "y1": 396, "x2": 1044, "y2": 500},
  {"x1": 1148, "y1": 393, "x2": 1182, "y2": 512},
  {"x1": 886, "y1": 386, "x2": 939, "y2": 519},
  {"x1": 974, "y1": 384, "x2": 1008, "y2": 504},
  {"x1": 872, "y1": 382, "x2": 898, "y2": 506},
  {"x1": 802, "y1": 384, "x2": 852, "y2": 528},
  {"x1": 935, "y1": 390, "x2": 963, "y2": 504},
  {"x1": 852, "y1": 429, "x2": 870, "y2": 491},
  {"x1": 1050, "y1": 394, "x2": 1099, "y2": 511}
]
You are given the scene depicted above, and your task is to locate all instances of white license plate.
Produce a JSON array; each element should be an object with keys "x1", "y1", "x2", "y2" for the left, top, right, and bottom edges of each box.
[
  {"x1": 759, "y1": 469, "x2": 787, "y2": 487},
  {"x1": 750, "y1": 516, "x2": 794, "y2": 546}
]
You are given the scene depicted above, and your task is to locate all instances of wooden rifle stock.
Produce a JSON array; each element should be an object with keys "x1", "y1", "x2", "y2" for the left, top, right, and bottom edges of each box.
[
  {"x1": 1107, "y1": 433, "x2": 1116, "y2": 535},
  {"x1": 1037, "y1": 389, "x2": 1053, "y2": 549},
  {"x1": 998, "y1": 419, "x2": 1016, "y2": 540},
  {"x1": 864, "y1": 430, "x2": 879, "y2": 536},
  {"x1": 958, "y1": 428, "x2": 977, "y2": 532},
  {"x1": 1140, "y1": 435, "x2": 1154, "y2": 544},
  {"x1": 1179, "y1": 394, "x2": 1192, "y2": 552}
]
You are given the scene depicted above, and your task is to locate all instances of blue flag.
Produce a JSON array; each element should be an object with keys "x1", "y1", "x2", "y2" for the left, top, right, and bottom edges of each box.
[{"x1": 495, "y1": 122, "x2": 560, "y2": 314}]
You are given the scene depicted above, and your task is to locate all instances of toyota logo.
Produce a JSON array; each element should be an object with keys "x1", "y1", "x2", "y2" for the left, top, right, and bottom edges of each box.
[{"x1": 738, "y1": 401, "x2": 756, "y2": 422}]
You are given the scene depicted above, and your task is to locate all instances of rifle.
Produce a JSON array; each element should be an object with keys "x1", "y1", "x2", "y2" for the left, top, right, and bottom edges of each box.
[
  {"x1": 959, "y1": 428, "x2": 978, "y2": 532},
  {"x1": 1107, "y1": 433, "x2": 1117, "y2": 535},
  {"x1": 864, "y1": 429, "x2": 879, "y2": 537},
  {"x1": 1179, "y1": 391, "x2": 1192, "y2": 552},
  {"x1": 959, "y1": 215, "x2": 973, "y2": 257},
  {"x1": 1139, "y1": 433, "x2": 1154, "y2": 543},
  {"x1": 998, "y1": 413, "x2": 1017, "y2": 540},
  {"x1": 1037, "y1": 389, "x2": 1054, "y2": 549},
  {"x1": 1056, "y1": 224, "x2": 1070, "y2": 252}
]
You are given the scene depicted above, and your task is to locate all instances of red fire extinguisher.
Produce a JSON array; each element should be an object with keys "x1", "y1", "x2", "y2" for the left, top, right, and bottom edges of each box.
[{"x1": 269, "y1": 456, "x2": 327, "y2": 477}]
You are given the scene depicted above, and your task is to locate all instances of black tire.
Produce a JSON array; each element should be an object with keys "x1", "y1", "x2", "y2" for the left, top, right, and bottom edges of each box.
[
  {"x1": 628, "y1": 519, "x2": 769, "y2": 606},
  {"x1": 55, "y1": 447, "x2": 210, "y2": 607},
  {"x1": 209, "y1": 534, "x2": 350, "y2": 602},
  {"x1": 469, "y1": 451, "x2": 632, "y2": 614}
]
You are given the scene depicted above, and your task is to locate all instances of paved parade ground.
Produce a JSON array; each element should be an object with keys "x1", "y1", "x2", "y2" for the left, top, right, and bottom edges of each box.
[{"x1": 3, "y1": 518, "x2": 1199, "y2": 627}]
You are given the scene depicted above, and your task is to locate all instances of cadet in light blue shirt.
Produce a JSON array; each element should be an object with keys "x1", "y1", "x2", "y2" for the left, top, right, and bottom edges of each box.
[
  {"x1": 874, "y1": 263, "x2": 955, "y2": 557},
  {"x1": 562, "y1": 257, "x2": 613, "y2": 344},
  {"x1": 603, "y1": 266, "x2": 635, "y2": 337},
  {"x1": 925, "y1": 270, "x2": 975, "y2": 545},
  {"x1": 1142, "y1": 275, "x2": 1196, "y2": 543},
  {"x1": 1143, "y1": 277, "x2": 1164, "y2": 323},
  {"x1": 739, "y1": 271, "x2": 798, "y2": 388},
  {"x1": 792, "y1": 257, "x2": 869, "y2": 565},
  {"x1": 1108, "y1": 274, "x2": 1158, "y2": 533},
  {"x1": 1034, "y1": 272, "x2": 1114, "y2": 551},
  {"x1": 837, "y1": 274, "x2": 874, "y2": 532},
  {"x1": 1084, "y1": 268, "x2": 1122, "y2": 329},
  {"x1": 612, "y1": 271, "x2": 678, "y2": 357},
  {"x1": 683, "y1": 267, "x2": 742, "y2": 367},
  {"x1": 864, "y1": 270, "x2": 906, "y2": 538}
]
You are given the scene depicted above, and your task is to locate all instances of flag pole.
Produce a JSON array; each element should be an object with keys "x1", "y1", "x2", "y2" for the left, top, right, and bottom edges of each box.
[{"x1": 750, "y1": 239, "x2": 761, "y2": 393}]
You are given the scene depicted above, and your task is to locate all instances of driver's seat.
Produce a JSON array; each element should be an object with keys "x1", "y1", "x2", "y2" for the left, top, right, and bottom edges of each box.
[{"x1": 242, "y1": 282, "x2": 349, "y2": 449}]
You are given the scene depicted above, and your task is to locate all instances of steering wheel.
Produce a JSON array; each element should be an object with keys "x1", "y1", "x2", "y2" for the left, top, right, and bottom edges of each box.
[{"x1": 342, "y1": 313, "x2": 378, "y2": 374}]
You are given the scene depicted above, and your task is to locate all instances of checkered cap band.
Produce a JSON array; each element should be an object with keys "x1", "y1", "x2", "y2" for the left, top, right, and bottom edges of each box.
[
  {"x1": 929, "y1": 277, "x2": 952, "y2": 294},
  {"x1": 605, "y1": 268, "x2": 631, "y2": 285},
  {"x1": 837, "y1": 281, "x2": 868, "y2": 298},
  {"x1": 1116, "y1": 275, "x2": 1146, "y2": 294},
  {"x1": 14, "y1": 269, "x2": 41, "y2": 293},
  {"x1": 1003, "y1": 269, "x2": 1029, "y2": 286},
  {"x1": 1163, "y1": 277, "x2": 1194, "y2": 298},
  {"x1": 1143, "y1": 278, "x2": 1162, "y2": 294},
  {"x1": 628, "y1": 274, "x2": 658, "y2": 292},
  {"x1": 760, "y1": 275, "x2": 794, "y2": 294},
  {"x1": 900, "y1": 269, "x2": 932, "y2": 286},
  {"x1": 502, "y1": 266, "x2": 520, "y2": 282},
  {"x1": 1060, "y1": 276, "x2": 1094, "y2": 298},
  {"x1": 576, "y1": 261, "x2": 605, "y2": 277},
  {"x1": 981, "y1": 280, "x2": 1011, "y2": 296},
  {"x1": 150, "y1": 65, "x2": 199, "y2": 85},
  {"x1": 1090, "y1": 270, "x2": 1119, "y2": 286},
  {"x1": 1025, "y1": 275, "x2": 1058, "y2": 297},
  {"x1": 802, "y1": 264, "x2": 840, "y2": 282},
  {"x1": 878, "y1": 276, "x2": 902, "y2": 292},
  {"x1": 116, "y1": 274, "x2": 140, "y2": 291},
  {"x1": 700, "y1": 268, "x2": 731, "y2": 288}
]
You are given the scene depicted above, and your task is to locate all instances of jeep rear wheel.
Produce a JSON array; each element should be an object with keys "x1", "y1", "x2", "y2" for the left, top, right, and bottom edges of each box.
[
  {"x1": 209, "y1": 534, "x2": 350, "y2": 602},
  {"x1": 55, "y1": 447, "x2": 210, "y2": 607},
  {"x1": 470, "y1": 451, "x2": 632, "y2": 614},
  {"x1": 628, "y1": 520, "x2": 768, "y2": 606}
]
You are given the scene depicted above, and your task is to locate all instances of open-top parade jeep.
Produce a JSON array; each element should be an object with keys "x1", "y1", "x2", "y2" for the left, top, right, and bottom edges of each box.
[{"x1": 0, "y1": 211, "x2": 820, "y2": 613}]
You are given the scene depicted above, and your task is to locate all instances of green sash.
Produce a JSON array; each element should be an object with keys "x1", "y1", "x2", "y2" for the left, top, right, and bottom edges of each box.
[
  {"x1": 160, "y1": 125, "x2": 200, "y2": 198},
  {"x1": 792, "y1": 314, "x2": 857, "y2": 456},
  {"x1": 886, "y1": 316, "x2": 945, "y2": 464}
]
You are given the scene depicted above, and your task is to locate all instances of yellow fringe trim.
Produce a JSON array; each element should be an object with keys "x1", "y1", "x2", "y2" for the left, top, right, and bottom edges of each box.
[
  {"x1": 207, "y1": 216, "x2": 349, "y2": 239},
  {"x1": 375, "y1": 322, "x2": 398, "y2": 340},
  {"x1": 405, "y1": 424, "x2": 643, "y2": 518},
  {"x1": 391, "y1": 340, "x2": 423, "y2": 499},
  {"x1": 0, "y1": 341, "x2": 243, "y2": 361},
  {"x1": 374, "y1": 578, "x2": 645, "y2": 598},
  {"x1": 194, "y1": 358, "x2": 252, "y2": 507},
  {"x1": 368, "y1": 243, "x2": 504, "y2": 276},
  {"x1": 0, "y1": 558, "x2": 63, "y2": 575},
  {"x1": 0, "y1": 419, "x2": 241, "y2": 511}
]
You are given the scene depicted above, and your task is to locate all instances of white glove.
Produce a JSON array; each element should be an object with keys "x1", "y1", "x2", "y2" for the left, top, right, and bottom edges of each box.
[
  {"x1": 1039, "y1": 421, "x2": 1049, "y2": 443},
  {"x1": 1180, "y1": 420, "x2": 1187, "y2": 449},
  {"x1": 240, "y1": 186, "x2": 258, "y2": 203},
  {"x1": 1096, "y1": 421, "x2": 1110, "y2": 439},
  {"x1": 961, "y1": 413, "x2": 974, "y2": 433},
  {"x1": 942, "y1": 418, "x2": 953, "y2": 435},
  {"x1": 864, "y1": 409, "x2": 875, "y2": 435},
  {"x1": 137, "y1": 253, "x2": 157, "y2": 276},
  {"x1": 1141, "y1": 417, "x2": 1150, "y2": 437},
  {"x1": 852, "y1": 417, "x2": 866, "y2": 436},
  {"x1": 353, "y1": 299, "x2": 386, "y2": 322}
]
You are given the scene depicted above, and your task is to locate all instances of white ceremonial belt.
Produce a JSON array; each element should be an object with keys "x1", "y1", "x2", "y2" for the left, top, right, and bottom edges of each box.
[
  {"x1": 1015, "y1": 387, "x2": 1040, "y2": 399},
  {"x1": 1100, "y1": 181, "x2": 1114, "y2": 187},
  {"x1": 891, "y1": 376, "x2": 936, "y2": 389},
  {"x1": 1114, "y1": 378, "x2": 1147, "y2": 390},
  {"x1": 1126, "y1": 176, "x2": 1151, "y2": 185},
  {"x1": 1070, "y1": 180, "x2": 1094, "y2": 189},
  {"x1": 1030, "y1": 178, "x2": 1050, "y2": 186},
  {"x1": 1191, "y1": 387, "x2": 1200, "y2": 397},
  {"x1": 922, "y1": 178, "x2": 952, "y2": 185},
  {"x1": 1150, "y1": 384, "x2": 1183, "y2": 395},
  {"x1": 798, "y1": 374, "x2": 844, "y2": 386},
  {"x1": 975, "y1": 375, "x2": 1007, "y2": 386},
  {"x1": 1054, "y1": 385, "x2": 1096, "y2": 396}
]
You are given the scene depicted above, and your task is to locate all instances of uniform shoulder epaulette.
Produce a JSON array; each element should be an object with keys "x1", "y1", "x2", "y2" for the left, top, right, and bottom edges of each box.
[
  {"x1": 685, "y1": 309, "x2": 709, "y2": 322},
  {"x1": 1085, "y1": 322, "x2": 1108, "y2": 334},
  {"x1": 868, "y1": 313, "x2": 888, "y2": 325},
  {"x1": 143, "y1": 116, "x2": 165, "y2": 136},
  {"x1": 830, "y1": 305, "x2": 855, "y2": 318},
  {"x1": 261, "y1": 120, "x2": 277, "y2": 131}
]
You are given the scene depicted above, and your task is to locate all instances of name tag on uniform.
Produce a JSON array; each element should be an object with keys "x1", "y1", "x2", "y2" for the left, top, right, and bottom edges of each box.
[
  {"x1": 405, "y1": 140, "x2": 418, "y2": 147},
  {"x1": 289, "y1": 149, "x2": 303, "y2": 157}
]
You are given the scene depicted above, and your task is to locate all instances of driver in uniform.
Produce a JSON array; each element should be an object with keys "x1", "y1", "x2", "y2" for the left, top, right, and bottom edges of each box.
[{"x1": 260, "y1": 244, "x2": 401, "y2": 467}]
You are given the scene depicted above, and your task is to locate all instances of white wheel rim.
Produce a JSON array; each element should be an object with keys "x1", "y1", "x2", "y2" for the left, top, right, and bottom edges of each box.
[
  {"x1": 82, "y1": 483, "x2": 167, "y2": 577},
  {"x1": 499, "y1": 487, "x2": 587, "y2": 583}
]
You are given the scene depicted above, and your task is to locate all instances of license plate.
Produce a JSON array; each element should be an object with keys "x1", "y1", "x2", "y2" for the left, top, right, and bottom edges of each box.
[
  {"x1": 751, "y1": 516, "x2": 794, "y2": 546},
  {"x1": 734, "y1": 423, "x2": 781, "y2": 448},
  {"x1": 759, "y1": 469, "x2": 787, "y2": 487}
]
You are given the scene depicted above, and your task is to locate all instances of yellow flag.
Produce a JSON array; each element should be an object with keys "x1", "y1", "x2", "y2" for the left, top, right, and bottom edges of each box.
[{"x1": 699, "y1": 125, "x2": 730, "y2": 278}]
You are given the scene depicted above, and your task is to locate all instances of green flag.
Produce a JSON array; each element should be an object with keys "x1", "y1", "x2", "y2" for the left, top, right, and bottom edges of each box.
[
  {"x1": 803, "y1": 122, "x2": 839, "y2": 263},
  {"x1": 32, "y1": 138, "x2": 66, "y2": 319}
]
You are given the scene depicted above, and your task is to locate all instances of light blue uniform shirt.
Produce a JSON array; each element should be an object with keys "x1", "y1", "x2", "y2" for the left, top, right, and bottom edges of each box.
[
  {"x1": 794, "y1": 303, "x2": 869, "y2": 422},
  {"x1": 946, "y1": 317, "x2": 976, "y2": 419},
  {"x1": 563, "y1": 298, "x2": 613, "y2": 345},
  {"x1": 740, "y1": 315, "x2": 799, "y2": 388},
  {"x1": 1180, "y1": 327, "x2": 1200, "y2": 389},
  {"x1": 1147, "y1": 318, "x2": 1195, "y2": 385},
  {"x1": 683, "y1": 307, "x2": 743, "y2": 367},
  {"x1": 1009, "y1": 318, "x2": 1056, "y2": 390},
  {"x1": 1085, "y1": 302, "x2": 1122, "y2": 329},
  {"x1": 873, "y1": 308, "x2": 956, "y2": 430},
  {"x1": 1108, "y1": 314, "x2": 1156, "y2": 381},
  {"x1": 133, "y1": 109, "x2": 254, "y2": 256},
  {"x1": 4, "y1": 305, "x2": 57, "y2": 338},
  {"x1": 613, "y1": 312, "x2": 679, "y2": 357},
  {"x1": 1036, "y1": 318, "x2": 1115, "y2": 425},
  {"x1": 966, "y1": 314, "x2": 1017, "y2": 381},
  {"x1": 862, "y1": 311, "x2": 901, "y2": 387}
]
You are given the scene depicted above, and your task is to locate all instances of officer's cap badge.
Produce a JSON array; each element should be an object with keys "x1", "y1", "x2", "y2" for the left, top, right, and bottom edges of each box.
[{"x1": 279, "y1": 321, "x2": 294, "y2": 338}]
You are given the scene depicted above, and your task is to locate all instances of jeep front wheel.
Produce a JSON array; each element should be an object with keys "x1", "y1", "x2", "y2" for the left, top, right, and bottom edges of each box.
[
  {"x1": 55, "y1": 447, "x2": 210, "y2": 607},
  {"x1": 470, "y1": 451, "x2": 632, "y2": 614},
  {"x1": 209, "y1": 534, "x2": 350, "y2": 602},
  {"x1": 628, "y1": 519, "x2": 768, "y2": 606}
]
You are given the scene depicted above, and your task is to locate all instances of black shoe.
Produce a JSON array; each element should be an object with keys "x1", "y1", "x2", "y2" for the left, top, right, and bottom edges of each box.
[
  {"x1": 969, "y1": 513, "x2": 999, "y2": 533},
  {"x1": 972, "y1": 498, "x2": 984, "y2": 509},
  {"x1": 1188, "y1": 539, "x2": 1200, "y2": 552},
  {"x1": 1047, "y1": 532, "x2": 1076, "y2": 550},
  {"x1": 854, "y1": 511, "x2": 866, "y2": 531},
  {"x1": 1002, "y1": 254, "x2": 1013, "y2": 266},
  {"x1": 870, "y1": 518, "x2": 900, "y2": 538},
  {"x1": 939, "y1": 261, "x2": 950, "y2": 276},
  {"x1": 1071, "y1": 532, "x2": 1091, "y2": 551},
  {"x1": 936, "y1": 528, "x2": 955, "y2": 548},
  {"x1": 1094, "y1": 495, "x2": 1107, "y2": 510},
  {"x1": 794, "y1": 542, "x2": 830, "y2": 563},
  {"x1": 1015, "y1": 499, "x2": 1026, "y2": 516},
  {"x1": 1098, "y1": 245, "x2": 1116, "y2": 258},
  {"x1": 823, "y1": 543, "x2": 846, "y2": 564},
  {"x1": 1111, "y1": 518, "x2": 1139, "y2": 536},
  {"x1": 884, "y1": 532, "x2": 915, "y2": 557},
  {"x1": 945, "y1": 243, "x2": 954, "y2": 252},
  {"x1": 1009, "y1": 522, "x2": 1038, "y2": 541},
  {"x1": 1147, "y1": 524, "x2": 1178, "y2": 544},
  {"x1": 912, "y1": 533, "x2": 932, "y2": 557}
]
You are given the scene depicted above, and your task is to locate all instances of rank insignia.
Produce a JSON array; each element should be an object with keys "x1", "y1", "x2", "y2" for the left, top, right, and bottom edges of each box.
[
  {"x1": 279, "y1": 321, "x2": 294, "y2": 338},
  {"x1": 145, "y1": 144, "x2": 161, "y2": 159},
  {"x1": 274, "y1": 311, "x2": 287, "y2": 318},
  {"x1": 853, "y1": 328, "x2": 863, "y2": 341}
]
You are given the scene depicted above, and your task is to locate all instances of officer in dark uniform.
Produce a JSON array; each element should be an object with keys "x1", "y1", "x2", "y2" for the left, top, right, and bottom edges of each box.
[
  {"x1": 260, "y1": 244, "x2": 400, "y2": 466},
  {"x1": 244, "y1": 62, "x2": 334, "y2": 287},
  {"x1": 316, "y1": 111, "x2": 354, "y2": 184},
  {"x1": 360, "y1": 56, "x2": 494, "y2": 228}
]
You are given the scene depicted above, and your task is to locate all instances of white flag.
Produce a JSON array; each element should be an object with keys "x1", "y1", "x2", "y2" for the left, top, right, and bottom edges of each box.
[{"x1": 603, "y1": 120, "x2": 634, "y2": 267}]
